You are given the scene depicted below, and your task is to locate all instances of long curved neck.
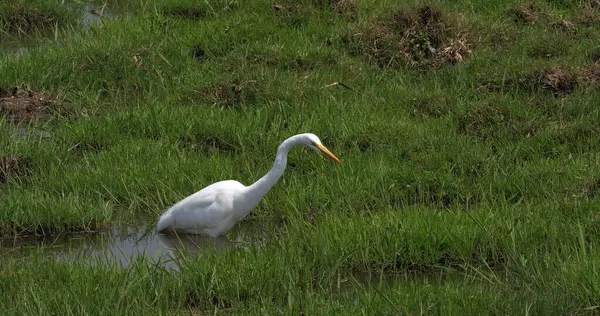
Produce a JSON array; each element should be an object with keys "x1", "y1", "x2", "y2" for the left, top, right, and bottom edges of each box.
[{"x1": 244, "y1": 136, "x2": 299, "y2": 208}]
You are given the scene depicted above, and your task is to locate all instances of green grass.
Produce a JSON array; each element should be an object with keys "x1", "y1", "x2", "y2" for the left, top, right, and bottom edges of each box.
[{"x1": 2, "y1": 0, "x2": 600, "y2": 314}]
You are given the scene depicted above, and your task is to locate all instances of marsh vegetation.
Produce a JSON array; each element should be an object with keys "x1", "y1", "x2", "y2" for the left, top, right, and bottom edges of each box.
[{"x1": 1, "y1": 0, "x2": 600, "y2": 314}]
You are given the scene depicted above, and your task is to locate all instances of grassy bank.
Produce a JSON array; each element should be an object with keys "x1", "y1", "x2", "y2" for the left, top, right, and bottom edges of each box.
[{"x1": 1, "y1": 0, "x2": 600, "y2": 314}]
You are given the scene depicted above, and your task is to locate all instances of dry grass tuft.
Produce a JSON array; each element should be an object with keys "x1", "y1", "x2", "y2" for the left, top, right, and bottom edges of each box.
[
  {"x1": 551, "y1": 20, "x2": 577, "y2": 35},
  {"x1": 537, "y1": 68, "x2": 578, "y2": 96},
  {"x1": 578, "y1": 6, "x2": 600, "y2": 25},
  {"x1": 197, "y1": 80, "x2": 260, "y2": 109},
  {"x1": 579, "y1": 64, "x2": 600, "y2": 84},
  {"x1": 509, "y1": 3, "x2": 539, "y2": 24},
  {"x1": 0, "y1": 4, "x2": 59, "y2": 34},
  {"x1": 0, "y1": 156, "x2": 29, "y2": 184},
  {"x1": 347, "y1": 6, "x2": 473, "y2": 69}
]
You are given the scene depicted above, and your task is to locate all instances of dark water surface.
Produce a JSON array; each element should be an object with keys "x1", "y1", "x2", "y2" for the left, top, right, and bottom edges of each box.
[
  {"x1": 1, "y1": 2, "x2": 118, "y2": 57},
  {"x1": 1, "y1": 220, "x2": 276, "y2": 271}
]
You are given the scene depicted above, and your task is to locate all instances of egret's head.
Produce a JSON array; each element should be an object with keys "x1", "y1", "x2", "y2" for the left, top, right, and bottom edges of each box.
[{"x1": 301, "y1": 133, "x2": 341, "y2": 164}]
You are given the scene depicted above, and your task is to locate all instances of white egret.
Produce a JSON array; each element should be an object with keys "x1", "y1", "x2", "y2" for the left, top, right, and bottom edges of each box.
[{"x1": 156, "y1": 133, "x2": 340, "y2": 236}]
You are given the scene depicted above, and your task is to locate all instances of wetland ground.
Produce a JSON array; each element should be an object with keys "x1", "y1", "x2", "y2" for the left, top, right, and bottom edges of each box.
[{"x1": 2, "y1": 0, "x2": 600, "y2": 314}]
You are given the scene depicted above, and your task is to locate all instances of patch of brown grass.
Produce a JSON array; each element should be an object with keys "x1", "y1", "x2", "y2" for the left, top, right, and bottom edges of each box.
[
  {"x1": 347, "y1": 5, "x2": 473, "y2": 69},
  {"x1": 332, "y1": 0, "x2": 356, "y2": 17},
  {"x1": 435, "y1": 37, "x2": 471, "y2": 66},
  {"x1": 198, "y1": 80, "x2": 260, "y2": 109},
  {"x1": 178, "y1": 133, "x2": 238, "y2": 155},
  {"x1": 490, "y1": 31, "x2": 516, "y2": 51},
  {"x1": 0, "y1": 4, "x2": 59, "y2": 34},
  {"x1": 583, "y1": 179, "x2": 600, "y2": 199},
  {"x1": 509, "y1": 68, "x2": 578, "y2": 97},
  {"x1": 478, "y1": 65, "x2": 600, "y2": 97},
  {"x1": 0, "y1": 156, "x2": 29, "y2": 184},
  {"x1": 536, "y1": 68, "x2": 578, "y2": 96},
  {"x1": 551, "y1": 20, "x2": 577, "y2": 35},
  {"x1": 509, "y1": 3, "x2": 539, "y2": 24},
  {"x1": 579, "y1": 64, "x2": 600, "y2": 84},
  {"x1": 0, "y1": 88, "x2": 65, "y2": 124},
  {"x1": 578, "y1": 6, "x2": 600, "y2": 25}
]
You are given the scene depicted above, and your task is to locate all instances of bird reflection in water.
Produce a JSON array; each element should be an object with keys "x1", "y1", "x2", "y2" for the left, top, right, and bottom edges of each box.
[
  {"x1": 1, "y1": 226, "x2": 237, "y2": 271},
  {"x1": 157, "y1": 232, "x2": 234, "y2": 260}
]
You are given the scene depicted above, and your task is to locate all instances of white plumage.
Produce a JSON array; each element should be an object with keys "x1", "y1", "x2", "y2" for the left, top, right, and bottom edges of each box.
[{"x1": 156, "y1": 133, "x2": 340, "y2": 236}]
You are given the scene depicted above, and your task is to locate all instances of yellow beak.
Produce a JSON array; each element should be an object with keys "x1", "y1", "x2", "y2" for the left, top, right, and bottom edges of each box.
[{"x1": 316, "y1": 144, "x2": 341, "y2": 164}]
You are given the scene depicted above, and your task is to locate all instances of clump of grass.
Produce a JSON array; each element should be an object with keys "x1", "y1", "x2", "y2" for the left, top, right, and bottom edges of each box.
[
  {"x1": 196, "y1": 79, "x2": 262, "y2": 109},
  {"x1": 346, "y1": 5, "x2": 473, "y2": 69},
  {"x1": 157, "y1": 0, "x2": 240, "y2": 20},
  {"x1": 177, "y1": 133, "x2": 239, "y2": 155},
  {"x1": 583, "y1": 179, "x2": 600, "y2": 199},
  {"x1": 68, "y1": 139, "x2": 111, "y2": 155},
  {"x1": 509, "y1": 3, "x2": 539, "y2": 24},
  {"x1": 330, "y1": 0, "x2": 357, "y2": 18},
  {"x1": 551, "y1": 19, "x2": 577, "y2": 35},
  {"x1": 527, "y1": 36, "x2": 569, "y2": 59},
  {"x1": 490, "y1": 31, "x2": 516, "y2": 51},
  {"x1": 458, "y1": 104, "x2": 509, "y2": 140},
  {"x1": 0, "y1": 3, "x2": 72, "y2": 35},
  {"x1": 578, "y1": 6, "x2": 600, "y2": 25},
  {"x1": 583, "y1": 0, "x2": 600, "y2": 8},
  {"x1": 458, "y1": 104, "x2": 541, "y2": 140},
  {"x1": 478, "y1": 65, "x2": 597, "y2": 96},
  {"x1": 589, "y1": 48, "x2": 600, "y2": 63},
  {"x1": 401, "y1": 178, "x2": 479, "y2": 210},
  {"x1": 408, "y1": 96, "x2": 451, "y2": 119},
  {"x1": 579, "y1": 64, "x2": 600, "y2": 84},
  {"x1": 160, "y1": 7, "x2": 206, "y2": 20},
  {"x1": 529, "y1": 68, "x2": 578, "y2": 96},
  {"x1": 0, "y1": 155, "x2": 30, "y2": 184},
  {"x1": 284, "y1": 0, "x2": 357, "y2": 16},
  {"x1": 542, "y1": 122, "x2": 600, "y2": 156}
]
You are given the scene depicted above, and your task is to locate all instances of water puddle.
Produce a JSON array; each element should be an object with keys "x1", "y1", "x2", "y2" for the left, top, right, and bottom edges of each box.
[
  {"x1": 9, "y1": 125, "x2": 53, "y2": 140},
  {"x1": 0, "y1": 33, "x2": 54, "y2": 58},
  {"x1": 1, "y1": 2, "x2": 119, "y2": 58},
  {"x1": 82, "y1": 3, "x2": 116, "y2": 27},
  {"x1": 0, "y1": 220, "x2": 278, "y2": 271}
]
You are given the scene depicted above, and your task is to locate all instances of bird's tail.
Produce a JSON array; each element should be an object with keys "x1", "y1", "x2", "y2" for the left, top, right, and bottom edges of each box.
[{"x1": 155, "y1": 213, "x2": 173, "y2": 233}]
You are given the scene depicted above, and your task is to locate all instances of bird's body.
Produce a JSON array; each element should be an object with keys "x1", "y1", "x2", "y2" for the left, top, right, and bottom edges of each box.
[
  {"x1": 156, "y1": 133, "x2": 340, "y2": 237},
  {"x1": 156, "y1": 180, "x2": 247, "y2": 236}
]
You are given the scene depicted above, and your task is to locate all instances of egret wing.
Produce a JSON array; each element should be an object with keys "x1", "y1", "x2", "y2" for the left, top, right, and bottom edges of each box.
[
  {"x1": 164, "y1": 190, "x2": 233, "y2": 231},
  {"x1": 156, "y1": 180, "x2": 245, "y2": 234}
]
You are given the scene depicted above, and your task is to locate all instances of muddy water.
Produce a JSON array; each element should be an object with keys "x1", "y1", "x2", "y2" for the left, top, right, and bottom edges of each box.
[
  {"x1": 82, "y1": 3, "x2": 116, "y2": 27},
  {"x1": 1, "y1": 2, "x2": 118, "y2": 58},
  {"x1": 0, "y1": 220, "x2": 276, "y2": 271}
]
